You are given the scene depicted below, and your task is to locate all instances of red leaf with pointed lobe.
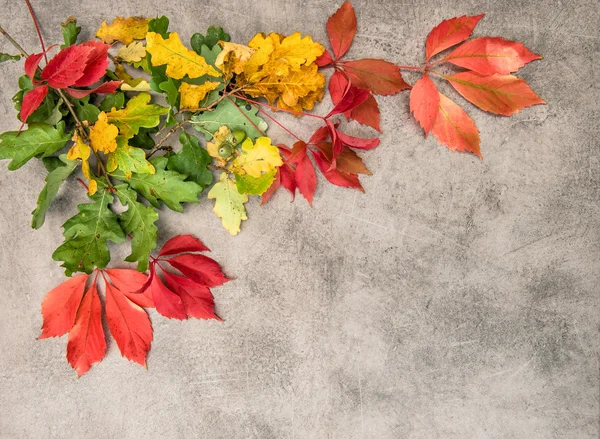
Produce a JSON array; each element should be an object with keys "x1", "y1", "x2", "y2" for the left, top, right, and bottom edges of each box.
[
  {"x1": 409, "y1": 73, "x2": 439, "y2": 135},
  {"x1": 309, "y1": 126, "x2": 330, "y2": 145},
  {"x1": 24, "y1": 52, "x2": 44, "y2": 81},
  {"x1": 66, "y1": 282, "x2": 106, "y2": 376},
  {"x1": 349, "y1": 94, "x2": 381, "y2": 131},
  {"x1": 431, "y1": 92, "x2": 481, "y2": 157},
  {"x1": 166, "y1": 254, "x2": 228, "y2": 288},
  {"x1": 39, "y1": 274, "x2": 87, "y2": 339},
  {"x1": 326, "y1": 1, "x2": 357, "y2": 59},
  {"x1": 261, "y1": 168, "x2": 282, "y2": 205},
  {"x1": 327, "y1": 84, "x2": 370, "y2": 117},
  {"x1": 159, "y1": 234, "x2": 210, "y2": 257},
  {"x1": 63, "y1": 81, "x2": 121, "y2": 98},
  {"x1": 425, "y1": 14, "x2": 484, "y2": 61},
  {"x1": 442, "y1": 37, "x2": 541, "y2": 75},
  {"x1": 316, "y1": 49, "x2": 334, "y2": 67},
  {"x1": 73, "y1": 41, "x2": 110, "y2": 86},
  {"x1": 20, "y1": 85, "x2": 48, "y2": 123},
  {"x1": 41, "y1": 44, "x2": 94, "y2": 88},
  {"x1": 162, "y1": 271, "x2": 221, "y2": 321},
  {"x1": 329, "y1": 70, "x2": 349, "y2": 105},
  {"x1": 149, "y1": 267, "x2": 187, "y2": 320},
  {"x1": 311, "y1": 149, "x2": 364, "y2": 191},
  {"x1": 105, "y1": 281, "x2": 152, "y2": 366},
  {"x1": 291, "y1": 142, "x2": 317, "y2": 205},
  {"x1": 446, "y1": 71, "x2": 545, "y2": 116},
  {"x1": 335, "y1": 130, "x2": 380, "y2": 150},
  {"x1": 262, "y1": 145, "x2": 297, "y2": 205},
  {"x1": 341, "y1": 59, "x2": 410, "y2": 95},
  {"x1": 105, "y1": 268, "x2": 153, "y2": 308}
]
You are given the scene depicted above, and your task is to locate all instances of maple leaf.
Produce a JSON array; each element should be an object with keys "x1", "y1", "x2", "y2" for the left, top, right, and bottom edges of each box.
[
  {"x1": 208, "y1": 173, "x2": 248, "y2": 236},
  {"x1": 106, "y1": 92, "x2": 169, "y2": 139},
  {"x1": 431, "y1": 92, "x2": 481, "y2": 157},
  {"x1": 89, "y1": 112, "x2": 118, "y2": 154},
  {"x1": 425, "y1": 14, "x2": 484, "y2": 61},
  {"x1": 117, "y1": 41, "x2": 146, "y2": 63},
  {"x1": 167, "y1": 132, "x2": 213, "y2": 189},
  {"x1": 232, "y1": 137, "x2": 283, "y2": 178},
  {"x1": 96, "y1": 16, "x2": 150, "y2": 45},
  {"x1": 146, "y1": 32, "x2": 220, "y2": 80},
  {"x1": 410, "y1": 73, "x2": 439, "y2": 135},
  {"x1": 179, "y1": 81, "x2": 221, "y2": 109}
]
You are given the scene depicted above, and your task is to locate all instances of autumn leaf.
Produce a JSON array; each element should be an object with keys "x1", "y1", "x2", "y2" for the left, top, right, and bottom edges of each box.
[
  {"x1": 235, "y1": 169, "x2": 277, "y2": 196},
  {"x1": 67, "y1": 133, "x2": 97, "y2": 195},
  {"x1": 39, "y1": 274, "x2": 88, "y2": 339},
  {"x1": 311, "y1": 148, "x2": 364, "y2": 191},
  {"x1": 341, "y1": 59, "x2": 410, "y2": 95},
  {"x1": 89, "y1": 112, "x2": 118, "y2": 154},
  {"x1": 233, "y1": 137, "x2": 283, "y2": 178},
  {"x1": 290, "y1": 142, "x2": 317, "y2": 205},
  {"x1": 107, "y1": 139, "x2": 155, "y2": 178},
  {"x1": 96, "y1": 16, "x2": 150, "y2": 45},
  {"x1": 179, "y1": 81, "x2": 221, "y2": 109},
  {"x1": 425, "y1": 14, "x2": 484, "y2": 61},
  {"x1": 326, "y1": 1, "x2": 357, "y2": 59},
  {"x1": 410, "y1": 73, "x2": 439, "y2": 135},
  {"x1": 208, "y1": 173, "x2": 248, "y2": 236},
  {"x1": 215, "y1": 41, "x2": 255, "y2": 75},
  {"x1": 431, "y1": 92, "x2": 481, "y2": 157},
  {"x1": 106, "y1": 92, "x2": 169, "y2": 139},
  {"x1": 191, "y1": 98, "x2": 268, "y2": 141},
  {"x1": 115, "y1": 64, "x2": 151, "y2": 92},
  {"x1": 117, "y1": 41, "x2": 146, "y2": 63},
  {"x1": 146, "y1": 32, "x2": 220, "y2": 79}
]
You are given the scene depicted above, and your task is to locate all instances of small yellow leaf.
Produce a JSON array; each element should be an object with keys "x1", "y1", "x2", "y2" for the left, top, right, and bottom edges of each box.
[
  {"x1": 207, "y1": 172, "x2": 248, "y2": 236},
  {"x1": 117, "y1": 41, "x2": 146, "y2": 63},
  {"x1": 67, "y1": 135, "x2": 97, "y2": 195},
  {"x1": 115, "y1": 64, "x2": 151, "y2": 91},
  {"x1": 96, "y1": 16, "x2": 150, "y2": 45},
  {"x1": 89, "y1": 112, "x2": 119, "y2": 154},
  {"x1": 233, "y1": 137, "x2": 283, "y2": 178},
  {"x1": 215, "y1": 42, "x2": 255, "y2": 75},
  {"x1": 179, "y1": 81, "x2": 221, "y2": 109},
  {"x1": 146, "y1": 32, "x2": 220, "y2": 80}
]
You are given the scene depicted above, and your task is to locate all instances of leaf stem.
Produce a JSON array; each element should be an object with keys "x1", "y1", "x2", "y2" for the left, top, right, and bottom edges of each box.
[
  {"x1": 225, "y1": 95, "x2": 266, "y2": 137},
  {"x1": 0, "y1": 25, "x2": 30, "y2": 57},
  {"x1": 397, "y1": 65, "x2": 426, "y2": 71},
  {"x1": 251, "y1": 103, "x2": 303, "y2": 142},
  {"x1": 232, "y1": 93, "x2": 325, "y2": 120},
  {"x1": 23, "y1": 0, "x2": 47, "y2": 63},
  {"x1": 146, "y1": 121, "x2": 185, "y2": 159}
]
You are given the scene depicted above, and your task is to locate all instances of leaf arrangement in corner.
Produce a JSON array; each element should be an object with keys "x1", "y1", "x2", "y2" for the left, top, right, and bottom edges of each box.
[{"x1": 0, "y1": 2, "x2": 544, "y2": 375}]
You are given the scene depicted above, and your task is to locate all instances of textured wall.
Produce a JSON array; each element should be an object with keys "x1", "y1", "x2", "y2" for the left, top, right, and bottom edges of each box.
[{"x1": 0, "y1": 0, "x2": 598, "y2": 438}]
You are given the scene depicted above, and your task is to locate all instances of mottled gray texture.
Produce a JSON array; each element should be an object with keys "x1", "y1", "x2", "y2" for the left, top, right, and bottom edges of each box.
[{"x1": 0, "y1": 0, "x2": 598, "y2": 437}]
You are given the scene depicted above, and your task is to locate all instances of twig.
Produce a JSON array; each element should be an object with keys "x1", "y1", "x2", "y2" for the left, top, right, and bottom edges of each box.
[
  {"x1": 146, "y1": 121, "x2": 185, "y2": 159},
  {"x1": 0, "y1": 25, "x2": 29, "y2": 57}
]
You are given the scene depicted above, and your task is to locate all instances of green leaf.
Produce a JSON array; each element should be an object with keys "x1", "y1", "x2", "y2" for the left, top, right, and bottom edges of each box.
[
  {"x1": 110, "y1": 156, "x2": 202, "y2": 212},
  {"x1": 106, "y1": 92, "x2": 169, "y2": 139},
  {"x1": 148, "y1": 16, "x2": 169, "y2": 38},
  {"x1": 73, "y1": 96, "x2": 100, "y2": 124},
  {"x1": 115, "y1": 184, "x2": 158, "y2": 272},
  {"x1": 60, "y1": 17, "x2": 81, "y2": 48},
  {"x1": 159, "y1": 78, "x2": 181, "y2": 108},
  {"x1": 191, "y1": 98, "x2": 268, "y2": 141},
  {"x1": 107, "y1": 137, "x2": 155, "y2": 178},
  {"x1": 0, "y1": 121, "x2": 72, "y2": 170},
  {"x1": 31, "y1": 154, "x2": 77, "y2": 229},
  {"x1": 191, "y1": 26, "x2": 230, "y2": 52},
  {"x1": 235, "y1": 169, "x2": 277, "y2": 195},
  {"x1": 167, "y1": 133, "x2": 212, "y2": 189},
  {"x1": 52, "y1": 188, "x2": 126, "y2": 276},
  {"x1": 208, "y1": 172, "x2": 248, "y2": 236},
  {"x1": 0, "y1": 53, "x2": 21, "y2": 63},
  {"x1": 129, "y1": 127, "x2": 157, "y2": 150},
  {"x1": 42, "y1": 156, "x2": 63, "y2": 173},
  {"x1": 99, "y1": 91, "x2": 125, "y2": 112}
]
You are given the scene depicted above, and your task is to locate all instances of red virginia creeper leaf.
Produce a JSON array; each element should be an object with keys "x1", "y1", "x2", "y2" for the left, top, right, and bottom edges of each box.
[
  {"x1": 165, "y1": 254, "x2": 229, "y2": 288},
  {"x1": 159, "y1": 234, "x2": 210, "y2": 257},
  {"x1": 73, "y1": 41, "x2": 110, "y2": 87},
  {"x1": 24, "y1": 52, "x2": 44, "y2": 81},
  {"x1": 327, "y1": 84, "x2": 370, "y2": 117},
  {"x1": 410, "y1": 73, "x2": 439, "y2": 135},
  {"x1": 315, "y1": 142, "x2": 371, "y2": 175},
  {"x1": 105, "y1": 281, "x2": 152, "y2": 366},
  {"x1": 261, "y1": 167, "x2": 282, "y2": 205},
  {"x1": 350, "y1": 94, "x2": 381, "y2": 131},
  {"x1": 329, "y1": 70, "x2": 349, "y2": 105},
  {"x1": 442, "y1": 37, "x2": 542, "y2": 75},
  {"x1": 311, "y1": 149, "x2": 364, "y2": 191},
  {"x1": 446, "y1": 71, "x2": 545, "y2": 116},
  {"x1": 39, "y1": 274, "x2": 87, "y2": 339},
  {"x1": 316, "y1": 49, "x2": 334, "y2": 67},
  {"x1": 293, "y1": 142, "x2": 317, "y2": 205},
  {"x1": 425, "y1": 14, "x2": 484, "y2": 61},
  {"x1": 431, "y1": 92, "x2": 481, "y2": 157},
  {"x1": 326, "y1": 1, "x2": 357, "y2": 59},
  {"x1": 149, "y1": 267, "x2": 186, "y2": 320},
  {"x1": 309, "y1": 125, "x2": 330, "y2": 145},
  {"x1": 66, "y1": 281, "x2": 106, "y2": 376},
  {"x1": 63, "y1": 80, "x2": 121, "y2": 98},
  {"x1": 105, "y1": 268, "x2": 153, "y2": 308},
  {"x1": 335, "y1": 130, "x2": 380, "y2": 150},
  {"x1": 341, "y1": 59, "x2": 410, "y2": 95},
  {"x1": 162, "y1": 271, "x2": 221, "y2": 321},
  {"x1": 41, "y1": 44, "x2": 94, "y2": 88},
  {"x1": 20, "y1": 84, "x2": 49, "y2": 123}
]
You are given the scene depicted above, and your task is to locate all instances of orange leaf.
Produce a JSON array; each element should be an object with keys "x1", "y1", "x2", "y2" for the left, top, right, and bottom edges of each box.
[
  {"x1": 326, "y1": 1, "x2": 357, "y2": 59},
  {"x1": 425, "y1": 14, "x2": 484, "y2": 61},
  {"x1": 410, "y1": 73, "x2": 439, "y2": 135},
  {"x1": 341, "y1": 59, "x2": 410, "y2": 95},
  {"x1": 442, "y1": 37, "x2": 541, "y2": 75},
  {"x1": 39, "y1": 274, "x2": 87, "y2": 339},
  {"x1": 105, "y1": 268, "x2": 154, "y2": 308},
  {"x1": 431, "y1": 93, "x2": 481, "y2": 157},
  {"x1": 66, "y1": 282, "x2": 106, "y2": 376},
  {"x1": 446, "y1": 71, "x2": 545, "y2": 116},
  {"x1": 350, "y1": 94, "x2": 381, "y2": 132}
]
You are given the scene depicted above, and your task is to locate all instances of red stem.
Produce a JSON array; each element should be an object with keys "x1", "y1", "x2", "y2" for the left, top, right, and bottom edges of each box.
[
  {"x1": 397, "y1": 65, "x2": 426, "y2": 71},
  {"x1": 232, "y1": 93, "x2": 325, "y2": 120},
  {"x1": 23, "y1": 0, "x2": 47, "y2": 63},
  {"x1": 76, "y1": 178, "x2": 88, "y2": 191},
  {"x1": 252, "y1": 104, "x2": 303, "y2": 143}
]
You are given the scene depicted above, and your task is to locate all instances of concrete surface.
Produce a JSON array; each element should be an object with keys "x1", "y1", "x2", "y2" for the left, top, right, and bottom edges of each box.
[{"x1": 0, "y1": 0, "x2": 598, "y2": 438}]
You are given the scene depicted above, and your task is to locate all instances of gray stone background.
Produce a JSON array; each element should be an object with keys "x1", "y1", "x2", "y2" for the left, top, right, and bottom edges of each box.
[{"x1": 0, "y1": 0, "x2": 598, "y2": 437}]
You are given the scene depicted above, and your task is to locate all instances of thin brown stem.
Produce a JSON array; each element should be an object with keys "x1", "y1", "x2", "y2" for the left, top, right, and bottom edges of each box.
[
  {"x1": 146, "y1": 121, "x2": 185, "y2": 159},
  {"x1": 0, "y1": 25, "x2": 29, "y2": 57}
]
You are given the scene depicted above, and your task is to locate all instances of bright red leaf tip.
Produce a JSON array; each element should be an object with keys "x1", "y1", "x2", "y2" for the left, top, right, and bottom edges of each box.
[
  {"x1": 149, "y1": 269, "x2": 187, "y2": 320},
  {"x1": 261, "y1": 145, "x2": 297, "y2": 205},
  {"x1": 41, "y1": 44, "x2": 95, "y2": 88},
  {"x1": 292, "y1": 141, "x2": 317, "y2": 206},
  {"x1": 64, "y1": 80, "x2": 121, "y2": 99},
  {"x1": 348, "y1": 94, "x2": 381, "y2": 132},
  {"x1": 431, "y1": 92, "x2": 481, "y2": 157},
  {"x1": 39, "y1": 274, "x2": 87, "y2": 339},
  {"x1": 73, "y1": 41, "x2": 110, "y2": 87},
  {"x1": 166, "y1": 254, "x2": 229, "y2": 288},
  {"x1": 410, "y1": 73, "x2": 439, "y2": 135},
  {"x1": 159, "y1": 234, "x2": 211, "y2": 257},
  {"x1": 425, "y1": 14, "x2": 484, "y2": 62},
  {"x1": 105, "y1": 268, "x2": 153, "y2": 307},
  {"x1": 326, "y1": 1, "x2": 357, "y2": 59},
  {"x1": 20, "y1": 84, "x2": 48, "y2": 123},
  {"x1": 311, "y1": 148, "x2": 364, "y2": 192},
  {"x1": 162, "y1": 271, "x2": 221, "y2": 321}
]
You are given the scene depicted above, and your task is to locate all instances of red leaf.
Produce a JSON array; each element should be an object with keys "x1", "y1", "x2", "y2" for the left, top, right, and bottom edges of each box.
[
  {"x1": 311, "y1": 149, "x2": 364, "y2": 191},
  {"x1": 425, "y1": 14, "x2": 484, "y2": 61},
  {"x1": 280, "y1": 162, "x2": 297, "y2": 198},
  {"x1": 442, "y1": 37, "x2": 541, "y2": 75},
  {"x1": 162, "y1": 271, "x2": 221, "y2": 321},
  {"x1": 350, "y1": 94, "x2": 381, "y2": 131},
  {"x1": 63, "y1": 81, "x2": 121, "y2": 99},
  {"x1": 295, "y1": 147, "x2": 317, "y2": 205},
  {"x1": 327, "y1": 84, "x2": 370, "y2": 117},
  {"x1": 446, "y1": 71, "x2": 545, "y2": 116},
  {"x1": 309, "y1": 126, "x2": 330, "y2": 145},
  {"x1": 39, "y1": 274, "x2": 87, "y2": 339},
  {"x1": 410, "y1": 73, "x2": 440, "y2": 135},
  {"x1": 431, "y1": 92, "x2": 481, "y2": 157},
  {"x1": 24, "y1": 52, "x2": 44, "y2": 81},
  {"x1": 166, "y1": 254, "x2": 229, "y2": 288},
  {"x1": 73, "y1": 41, "x2": 110, "y2": 87},
  {"x1": 335, "y1": 130, "x2": 380, "y2": 150},
  {"x1": 329, "y1": 70, "x2": 349, "y2": 105},
  {"x1": 316, "y1": 49, "x2": 334, "y2": 67},
  {"x1": 159, "y1": 234, "x2": 210, "y2": 257},
  {"x1": 20, "y1": 85, "x2": 48, "y2": 123},
  {"x1": 341, "y1": 59, "x2": 410, "y2": 95},
  {"x1": 149, "y1": 267, "x2": 186, "y2": 320},
  {"x1": 315, "y1": 142, "x2": 371, "y2": 175},
  {"x1": 66, "y1": 282, "x2": 106, "y2": 376},
  {"x1": 104, "y1": 268, "x2": 153, "y2": 308},
  {"x1": 261, "y1": 168, "x2": 282, "y2": 205},
  {"x1": 105, "y1": 281, "x2": 152, "y2": 366},
  {"x1": 326, "y1": 1, "x2": 357, "y2": 59},
  {"x1": 41, "y1": 44, "x2": 94, "y2": 88}
]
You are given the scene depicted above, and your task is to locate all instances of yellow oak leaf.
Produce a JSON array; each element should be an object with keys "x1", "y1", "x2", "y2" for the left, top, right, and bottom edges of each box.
[
  {"x1": 115, "y1": 64, "x2": 151, "y2": 92},
  {"x1": 67, "y1": 135, "x2": 97, "y2": 195},
  {"x1": 96, "y1": 17, "x2": 150, "y2": 45},
  {"x1": 89, "y1": 112, "x2": 118, "y2": 154},
  {"x1": 215, "y1": 42, "x2": 255, "y2": 75},
  {"x1": 207, "y1": 172, "x2": 248, "y2": 236},
  {"x1": 232, "y1": 137, "x2": 283, "y2": 178},
  {"x1": 146, "y1": 32, "x2": 220, "y2": 80},
  {"x1": 179, "y1": 81, "x2": 220, "y2": 109},
  {"x1": 116, "y1": 41, "x2": 146, "y2": 63}
]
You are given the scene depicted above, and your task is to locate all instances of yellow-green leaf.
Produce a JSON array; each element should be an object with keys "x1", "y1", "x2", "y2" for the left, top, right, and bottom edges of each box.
[
  {"x1": 207, "y1": 173, "x2": 248, "y2": 236},
  {"x1": 233, "y1": 137, "x2": 283, "y2": 178},
  {"x1": 106, "y1": 93, "x2": 169, "y2": 139},
  {"x1": 107, "y1": 138, "x2": 155, "y2": 179},
  {"x1": 179, "y1": 81, "x2": 221, "y2": 109},
  {"x1": 116, "y1": 41, "x2": 146, "y2": 63}
]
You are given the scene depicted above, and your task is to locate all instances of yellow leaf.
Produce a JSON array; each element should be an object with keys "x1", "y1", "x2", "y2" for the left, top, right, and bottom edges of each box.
[
  {"x1": 117, "y1": 41, "x2": 146, "y2": 63},
  {"x1": 89, "y1": 112, "x2": 119, "y2": 154},
  {"x1": 207, "y1": 173, "x2": 248, "y2": 236},
  {"x1": 146, "y1": 32, "x2": 220, "y2": 80},
  {"x1": 233, "y1": 137, "x2": 282, "y2": 178},
  {"x1": 96, "y1": 17, "x2": 150, "y2": 45},
  {"x1": 107, "y1": 138, "x2": 155, "y2": 179},
  {"x1": 67, "y1": 135, "x2": 97, "y2": 195},
  {"x1": 115, "y1": 64, "x2": 151, "y2": 92},
  {"x1": 106, "y1": 93, "x2": 169, "y2": 139},
  {"x1": 179, "y1": 81, "x2": 220, "y2": 109},
  {"x1": 215, "y1": 42, "x2": 255, "y2": 75}
]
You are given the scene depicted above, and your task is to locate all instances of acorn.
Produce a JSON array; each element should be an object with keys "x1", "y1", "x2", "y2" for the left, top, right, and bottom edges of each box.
[
  {"x1": 231, "y1": 130, "x2": 246, "y2": 145},
  {"x1": 218, "y1": 143, "x2": 233, "y2": 158}
]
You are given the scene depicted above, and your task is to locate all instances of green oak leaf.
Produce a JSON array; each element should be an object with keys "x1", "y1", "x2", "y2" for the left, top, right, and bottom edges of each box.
[
  {"x1": 208, "y1": 172, "x2": 248, "y2": 236},
  {"x1": 60, "y1": 17, "x2": 81, "y2": 48},
  {"x1": 115, "y1": 184, "x2": 158, "y2": 272},
  {"x1": 106, "y1": 92, "x2": 169, "y2": 139},
  {"x1": 0, "y1": 121, "x2": 71, "y2": 170},
  {"x1": 110, "y1": 156, "x2": 202, "y2": 212},
  {"x1": 107, "y1": 137, "x2": 155, "y2": 178},
  {"x1": 148, "y1": 16, "x2": 169, "y2": 38},
  {"x1": 99, "y1": 91, "x2": 125, "y2": 112},
  {"x1": 129, "y1": 127, "x2": 157, "y2": 150},
  {"x1": 159, "y1": 78, "x2": 181, "y2": 108},
  {"x1": 167, "y1": 132, "x2": 212, "y2": 189},
  {"x1": 31, "y1": 154, "x2": 77, "y2": 229},
  {"x1": 52, "y1": 188, "x2": 126, "y2": 276},
  {"x1": 0, "y1": 53, "x2": 21, "y2": 63},
  {"x1": 191, "y1": 26, "x2": 230, "y2": 52},
  {"x1": 235, "y1": 169, "x2": 277, "y2": 195},
  {"x1": 190, "y1": 98, "x2": 268, "y2": 141},
  {"x1": 73, "y1": 95, "x2": 100, "y2": 124}
]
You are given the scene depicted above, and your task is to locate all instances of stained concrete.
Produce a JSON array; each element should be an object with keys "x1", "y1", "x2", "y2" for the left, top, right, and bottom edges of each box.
[{"x1": 0, "y1": 0, "x2": 598, "y2": 437}]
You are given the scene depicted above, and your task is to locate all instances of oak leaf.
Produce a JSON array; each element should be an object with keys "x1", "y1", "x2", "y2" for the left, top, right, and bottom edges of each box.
[
  {"x1": 67, "y1": 134, "x2": 97, "y2": 195},
  {"x1": 117, "y1": 41, "x2": 146, "y2": 63},
  {"x1": 89, "y1": 112, "x2": 119, "y2": 154},
  {"x1": 179, "y1": 81, "x2": 221, "y2": 109},
  {"x1": 233, "y1": 137, "x2": 283, "y2": 178},
  {"x1": 106, "y1": 92, "x2": 169, "y2": 139},
  {"x1": 208, "y1": 173, "x2": 248, "y2": 236},
  {"x1": 96, "y1": 17, "x2": 150, "y2": 45}
]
